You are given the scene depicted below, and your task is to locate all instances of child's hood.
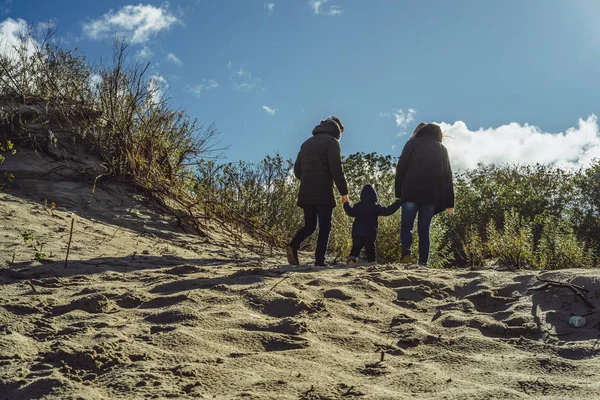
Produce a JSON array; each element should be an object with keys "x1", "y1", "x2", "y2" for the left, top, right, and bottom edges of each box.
[{"x1": 360, "y1": 184, "x2": 378, "y2": 203}]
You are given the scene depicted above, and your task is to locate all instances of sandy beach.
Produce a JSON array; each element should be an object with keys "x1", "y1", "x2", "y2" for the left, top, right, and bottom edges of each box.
[{"x1": 1, "y1": 158, "x2": 599, "y2": 399}]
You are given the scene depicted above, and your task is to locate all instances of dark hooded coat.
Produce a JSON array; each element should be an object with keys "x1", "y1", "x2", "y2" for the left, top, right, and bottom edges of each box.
[
  {"x1": 294, "y1": 120, "x2": 349, "y2": 207},
  {"x1": 343, "y1": 184, "x2": 401, "y2": 238},
  {"x1": 394, "y1": 124, "x2": 454, "y2": 214}
]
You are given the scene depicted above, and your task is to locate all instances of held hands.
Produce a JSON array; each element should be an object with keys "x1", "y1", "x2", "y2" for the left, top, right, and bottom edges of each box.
[
  {"x1": 447, "y1": 208, "x2": 454, "y2": 215},
  {"x1": 341, "y1": 195, "x2": 349, "y2": 204}
]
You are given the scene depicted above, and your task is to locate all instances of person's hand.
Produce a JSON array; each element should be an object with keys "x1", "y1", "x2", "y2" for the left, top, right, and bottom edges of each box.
[
  {"x1": 447, "y1": 208, "x2": 454, "y2": 215},
  {"x1": 341, "y1": 195, "x2": 349, "y2": 204}
]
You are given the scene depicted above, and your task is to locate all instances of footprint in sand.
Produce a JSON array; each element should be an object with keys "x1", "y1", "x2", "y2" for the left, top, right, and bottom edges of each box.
[
  {"x1": 323, "y1": 288, "x2": 352, "y2": 301},
  {"x1": 115, "y1": 292, "x2": 149, "y2": 308},
  {"x1": 261, "y1": 334, "x2": 309, "y2": 352},
  {"x1": 144, "y1": 307, "x2": 200, "y2": 325},
  {"x1": 464, "y1": 289, "x2": 519, "y2": 313},
  {"x1": 164, "y1": 264, "x2": 208, "y2": 275},
  {"x1": 2, "y1": 377, "x2": 75, "y2": 400},
  {"x1": 258, "y1": 297, "x2": 310, "y2": 318},
  {"x1": 40, "y1": 342, "x2": 128, "y2": 378},
  {"x1": 51, "y1": 294, "x2": 114, "y2": 316},
  {"x1": 139, "y1": 294, "x2": 194, "y2": 309},
  {"x1": 242, "y1": 317, "x2": 309, "y2": 335}
]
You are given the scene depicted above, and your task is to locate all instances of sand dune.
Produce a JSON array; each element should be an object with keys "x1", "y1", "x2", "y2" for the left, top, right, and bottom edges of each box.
[{"x1": 1, "y1": 163, "x2": 599, "y2": 399}]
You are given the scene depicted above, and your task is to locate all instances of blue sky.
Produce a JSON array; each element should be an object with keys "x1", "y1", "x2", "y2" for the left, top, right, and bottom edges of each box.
[{"x1": 2, "y1": 0, "x2": 600, "y2": 169}]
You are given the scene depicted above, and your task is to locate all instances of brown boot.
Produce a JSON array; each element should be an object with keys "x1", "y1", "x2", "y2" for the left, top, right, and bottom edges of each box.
[
  {"x1": 400, "y1": 248, "x2": 412, "y2": 264},
  {"x1": 285, "y1": 245, "x2": 299, "y2": 266}
]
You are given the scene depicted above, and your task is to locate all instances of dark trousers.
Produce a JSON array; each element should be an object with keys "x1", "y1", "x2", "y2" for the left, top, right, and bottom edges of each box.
[
  {"x1": 290, "y1": 205, "x2": 334, "y2": 265},
  {"x1": 349, "y1": 236, "x2": 376, "y2": 262}
]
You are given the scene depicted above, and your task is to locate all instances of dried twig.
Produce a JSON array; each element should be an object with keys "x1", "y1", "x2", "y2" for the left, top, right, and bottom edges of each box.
[
  {"x1": 531, "y1": 275, "x2": 595, "y2": 309},
  {"x1": 266, "y1": 272, "x2": 294, "y2": 294},
  {"x1": 27, "y1": 280, "x2": 38, "y2": 294},
  {"x1": 342, "y1": 386, "x2": 357, "y2": 397},
  {"x1": 98, "y1": 226, "x2": 121, "y2": 246},
  {"x1": 64, "y1": 217, "x2": 74, "y2": 268}
]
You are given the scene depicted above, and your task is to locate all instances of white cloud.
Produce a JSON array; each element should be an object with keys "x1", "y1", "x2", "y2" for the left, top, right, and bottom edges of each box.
[
  {"x1": 234, "y1": 67, "x2": 251, "y2": 79},
  {"x1": 89, "y1": 73, "x2": 102, "y2": 86},
  {"x1": 88, "y1": 73, "x2": 102, "y2": 97},
  {"x1": 309, "y1": 0, "x2": 342, "y2": 16},
  {"x1": 262, "y1": 105, "x2": 277, "y2": 116},
  {"x1": 0, "y1": 18, "x2": 37, "y2": 59},
  {"x1": 186, "y1": 79, "x2": 219, "y2": 96},
  {"x1": 136, "y1": 46, "x2": 154, "y2": 60},
  {"x1": 166, "y1": 52, "x2": 182, "y2": 65},
  {"x1": 83, "y1": 4, "x2": 179, "y2": 44},
  {"x1": 265, "y1": 3, "x2": 275, "y2": 16},
  {"x1": 380, "y1": 108, "x2": 417, "y2": 135},
  {"x1": 394, "y1": 108, "x2": 416, "y2": 131},
  {"x1": 225, "y1": 61, "x2": 263, "y2": 92},
  {"x1": 148, "y1": 74, "x2": 168, "y2": 104},
  {"x1": 438, "y1": 115, "x2": 600, "y2": 172}
]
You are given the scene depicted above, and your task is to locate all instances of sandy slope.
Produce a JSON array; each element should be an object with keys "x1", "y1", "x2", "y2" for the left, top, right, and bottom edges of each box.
[{"x1": 1, "y1": 160, "x2": 600, "y2": 399}]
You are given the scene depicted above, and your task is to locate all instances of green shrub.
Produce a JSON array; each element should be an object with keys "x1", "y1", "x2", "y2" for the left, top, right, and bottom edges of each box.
[
  {"x1": 462, "y1": 224, "x2": 487, "y2": 269},
  {"x1": 375, "y1": 212, "x2": 401, "y2": 263},
  {"x1": 534, "y1": 214, "x2": 594, "y2": 270},
  {"x1": 486, "y1": 210, "x2": 534, "y2": 270},
  {"x1": 427, "y1": 215, "x2": 455, "y2": 268},
  {"x1": 571, "y1": 159, "x2": 600, "y2": 253}
]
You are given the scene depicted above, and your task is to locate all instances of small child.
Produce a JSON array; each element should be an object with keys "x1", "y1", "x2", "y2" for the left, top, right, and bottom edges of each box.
[{"x1": 343, "y1": 184, "x2": 402, "y2": 265}]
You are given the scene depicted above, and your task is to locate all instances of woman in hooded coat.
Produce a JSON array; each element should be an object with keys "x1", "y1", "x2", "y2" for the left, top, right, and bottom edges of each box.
[{"x1": 394, "y1": 123, "x2": 454, "y2": 266}]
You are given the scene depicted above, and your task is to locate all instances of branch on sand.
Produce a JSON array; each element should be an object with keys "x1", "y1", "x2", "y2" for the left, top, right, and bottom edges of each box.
[{"x1": 530, "y1": 275, "x2": 596, "y2": 309}]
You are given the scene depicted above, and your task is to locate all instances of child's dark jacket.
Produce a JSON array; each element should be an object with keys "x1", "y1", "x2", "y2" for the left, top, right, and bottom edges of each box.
[{"x1": 343, "y1": 184, "x2": 401, "y2": 238}]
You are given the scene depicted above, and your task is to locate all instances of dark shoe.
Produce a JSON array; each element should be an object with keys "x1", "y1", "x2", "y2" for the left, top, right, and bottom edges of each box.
[
  {"x1": 285, "y1": 245, "x2": 299, "y2": 266},
  {"x1": 314, "y1": 260, "x2": 328, "y2": 267},
  {"x1": 346, "y1": 256, "x2": 358, "y2": 265}
]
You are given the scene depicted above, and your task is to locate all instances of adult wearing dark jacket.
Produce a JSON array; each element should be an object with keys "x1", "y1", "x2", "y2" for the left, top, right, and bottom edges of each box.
[
  {"x1": 395, "y1": 123, "x2": 454, "y2": 266},
  {"x1": 286, "y1": 116, "x2": 349, "y2": 266},
  {"x1": 343, "y1": 184, "x2": 401, "y2": 264}
]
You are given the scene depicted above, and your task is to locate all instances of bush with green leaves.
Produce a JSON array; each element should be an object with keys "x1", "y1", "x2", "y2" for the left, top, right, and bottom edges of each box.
[
  {"x1": 534, "y1": 214, "x2": 594, "y2": 270},
  {"x1": 486, "y1": 209, "x2": 534, "y2": 270},
  {"x1": 447, "y1": 163, "x2": 574, "y2": 262},
  {"x1": 461, "y1": 224, "x2": 487, "y2": 268},
  {"x1": 571, "y1": 159, "x2": 600, "y2": 254}
]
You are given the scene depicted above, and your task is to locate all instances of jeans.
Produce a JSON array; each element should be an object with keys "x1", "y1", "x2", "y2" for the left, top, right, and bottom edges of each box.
[
  {"x1": 400, "y1": 202, "x2": 435, "y2": 264},
  {"x1": 349, "y1": 236, "x2": 376, "y2": 262},
  {"x1": 290, "y1": 205, "x2": 334, "y2": 265}
]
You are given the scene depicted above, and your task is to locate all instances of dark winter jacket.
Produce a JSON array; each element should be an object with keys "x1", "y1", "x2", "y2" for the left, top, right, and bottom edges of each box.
[
  {"x1": 343, "y1": 184, "x2": 401, "y2": 238},
  {"x1": 294, "y1": 120, "x2": 349, "y2": 207},
  {"x1": 394, "y1": 123, "x2": 454, "y2": 214}
]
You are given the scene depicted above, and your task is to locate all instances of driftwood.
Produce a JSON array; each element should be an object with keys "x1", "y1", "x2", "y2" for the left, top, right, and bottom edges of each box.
[{"x1": 530, "y1": 275, "x2": 596, "y2": 309}]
